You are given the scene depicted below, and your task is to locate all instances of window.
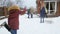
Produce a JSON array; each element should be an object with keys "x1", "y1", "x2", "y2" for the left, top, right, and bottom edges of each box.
[{"x1": 44, "y1": 1, "x2": 57, "y2": 15}]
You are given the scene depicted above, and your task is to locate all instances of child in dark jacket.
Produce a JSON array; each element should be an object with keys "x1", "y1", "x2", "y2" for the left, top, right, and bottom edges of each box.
[
  {"x1": 40, "y1": 1, "x2": 46, "y2": 23},
  {"x1": 40, "y1": 7, "x2": 46, "y2": 23}
]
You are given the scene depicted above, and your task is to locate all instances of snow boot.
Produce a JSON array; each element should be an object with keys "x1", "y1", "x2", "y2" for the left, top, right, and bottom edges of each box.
[{"x1": 0, "y1": 22, "x2": 11, "y2": 32}]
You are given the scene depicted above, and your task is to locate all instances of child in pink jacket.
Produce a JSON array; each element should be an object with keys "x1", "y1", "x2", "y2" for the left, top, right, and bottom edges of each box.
[{"x1": 0, "y1": 3, "x2": 27, "y2": 34}]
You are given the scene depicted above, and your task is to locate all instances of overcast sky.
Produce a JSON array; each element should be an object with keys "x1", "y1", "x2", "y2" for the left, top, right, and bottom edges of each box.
[{"x1": 19, "y1": 0, "x2": 37, "y2": 9}]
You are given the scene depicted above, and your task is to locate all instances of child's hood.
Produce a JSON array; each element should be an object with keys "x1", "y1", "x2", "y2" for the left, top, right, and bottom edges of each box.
[{"x1": 8, "y1": 5, "x2": 20, "y2": 11}]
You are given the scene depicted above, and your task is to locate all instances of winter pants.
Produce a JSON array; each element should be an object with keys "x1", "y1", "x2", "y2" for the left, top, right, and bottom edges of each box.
[
  {"x1": 10, "y1": 29, "x2": 17, "y2": 34},
  {"x1": 28, "y1": 14, "x2": 33, "y2": 18},
  {"x1": 28, "y1": 13, "x2": 30, "y2": 18},
  {"x1": 31, "y1": 14, "x2": 33, "y2": 18},
  {"x1": 40, "y1": 17, "x2": 44, "y2": 23}
]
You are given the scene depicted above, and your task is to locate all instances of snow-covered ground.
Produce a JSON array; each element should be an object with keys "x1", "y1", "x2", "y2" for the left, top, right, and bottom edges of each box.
[{"x1": 0, "y1": 14, "x2": 60, "y2": 34}]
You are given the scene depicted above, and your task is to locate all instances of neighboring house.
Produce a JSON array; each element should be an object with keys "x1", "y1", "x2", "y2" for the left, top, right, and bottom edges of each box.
[
  {"x1": 0, "y1": 0, "x2": 8, "y2": 16},
  {"x1": 0, "y1": 6, "x2": 8, "y2": 17},
  {"x1": 36, "y1": 0, "x2": 60, "y2": 17}
]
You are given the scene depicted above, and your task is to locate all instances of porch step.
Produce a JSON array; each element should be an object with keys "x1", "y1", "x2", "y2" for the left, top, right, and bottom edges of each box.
[{"x1": 47, "y1": 14, "x2": 57, "y2": 18}]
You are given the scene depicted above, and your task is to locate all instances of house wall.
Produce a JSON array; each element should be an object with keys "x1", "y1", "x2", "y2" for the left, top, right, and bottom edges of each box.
[
  {"x1": 56, "y1": 2, "x2": 60, "y2": 16},
  {"x1": 36, "y1": 0, "x2": 41, "y2": 14},
  {"x1": 36, "y1": 0, "x2": 60, "y2": 17}
]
